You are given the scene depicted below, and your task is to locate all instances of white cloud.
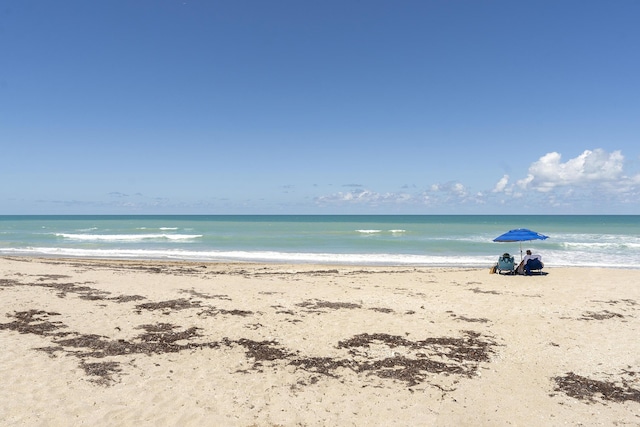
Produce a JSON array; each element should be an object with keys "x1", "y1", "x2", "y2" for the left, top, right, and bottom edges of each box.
[
  {"x1": 315, "y1": 189, "x2": 412, "y2": 206},
  {"x1": 315, "y1": 182, "x2": 475, "y2": 209},
  {"x1": 499, "y1": 148, "x2": 640, "y2": 212},
  {"x1": 453, "y1": 183, "x2": 466, "y2": 195},
  {"x1": 492, "y1": 175, "x2": 509, "y2": 193},
  {"x1": 312, "y1": 149, "x2": 639, "y2": 213},
  {"x1": 430, "y1": 181, "x2": 468, "y2": 197},
  {"x1": 518, "y1": 149, "x2": 625, "y2": 192}
]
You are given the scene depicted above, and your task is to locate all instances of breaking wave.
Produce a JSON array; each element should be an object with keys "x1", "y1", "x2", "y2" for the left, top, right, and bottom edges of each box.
[
  {"x1": 1, "y1": 246, "x2": 494, "y2": 266},
  {"x1": 356, "y1": 229, "x2": 406, "y2": 234},
  {"x1": 55, "y1": 233, "x2": 202, "y2": 242}
]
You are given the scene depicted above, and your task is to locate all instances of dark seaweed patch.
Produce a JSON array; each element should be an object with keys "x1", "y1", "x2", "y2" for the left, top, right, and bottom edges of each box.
[
  {"x1": 553, "y1": 372, "x2": 640, "y2": 404},
  {"x1": 36, "y1": 274, "x2": 72, "y2": 281},
  {"x1": 180, "y1": 289, "x2": 232, "y2": 301},
  {"x1": 1, "y1": 276, "x2": 145, "y2": 303},
  {"x1": 197, "y1": 307, "x2": 253, "y2": 317},
  {"x1": 469, "y1": 287, "x2": 501, "y2": 295},
  {"x1": 369, "y1": 307, "x2": 395, "y2": 314},
  {"x1": 229, "y1": 338, "x2": 294, "y2": 369},
  {"x1": 296, "y1": 300, "x2": 362, "y2": 311},
  {"x1": 592, "y1": 299, "x2": 638, "y2": 307},
  {"x1": 0, "y1": 278, "x2": 21, "y2": 287},
  {"x1": 135, "y1": 298, "x2": 202, "y2": 312},
  {"x1": 449, "y1": 313, "x2": 490, "y2": 323},
  {"x1": 579, "y1": 310, "x2": 624, "y2": 321},
  {"x1": 289, "y1": 357, "x2": 350, "y2": 378},
  {"x1": 0, "y1": 310, "x2": 67, "y2": 336},
  {"x1": 80, "y1": 361, "x2": 123, "y2": 386}
]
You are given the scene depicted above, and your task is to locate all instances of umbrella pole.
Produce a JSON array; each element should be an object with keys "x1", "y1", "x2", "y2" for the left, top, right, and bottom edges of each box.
[{"x1": 520, "y1": 242, "x2": 523, "y2": 261}]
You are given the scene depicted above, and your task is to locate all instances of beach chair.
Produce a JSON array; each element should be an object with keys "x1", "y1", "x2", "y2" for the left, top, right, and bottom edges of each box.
[
  {"x1": 497, "y1": 254, "x2": 515, "y2": 275},
  {"x1": 525, "y1": 258, "x2": 544, "y2": 275}
]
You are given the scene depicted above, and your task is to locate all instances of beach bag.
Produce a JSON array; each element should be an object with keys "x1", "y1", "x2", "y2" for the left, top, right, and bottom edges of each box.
[{"x1": 490, "y1": 264, "x2": 497, "y2": 274}]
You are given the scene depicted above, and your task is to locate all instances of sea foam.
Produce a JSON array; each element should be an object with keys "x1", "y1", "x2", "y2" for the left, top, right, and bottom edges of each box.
[
  {"x1": 1, "y1": 246, "x2": 495, "y2": 266},
  {"x1": 55, "y1": 233, "x2": 202, "y2": 241},
  {"x1": 356, "y1": 229, "x2": 407, "y2": 234}
]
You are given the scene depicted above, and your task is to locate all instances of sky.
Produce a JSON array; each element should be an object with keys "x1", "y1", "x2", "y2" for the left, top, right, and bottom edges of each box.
[{"x1": 2, "y1": 0, "x2": 639, "y2": 215}]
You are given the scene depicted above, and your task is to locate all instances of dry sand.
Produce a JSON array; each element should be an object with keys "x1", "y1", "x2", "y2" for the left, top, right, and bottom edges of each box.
[{"x1": 1, "y1": 256, "x2": 639, "y2": 426}]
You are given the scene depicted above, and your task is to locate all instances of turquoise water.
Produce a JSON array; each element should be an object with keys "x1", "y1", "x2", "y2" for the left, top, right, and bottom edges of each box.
[{"x1": 0, "y1": 215, "x2": 638, "y2": 268}]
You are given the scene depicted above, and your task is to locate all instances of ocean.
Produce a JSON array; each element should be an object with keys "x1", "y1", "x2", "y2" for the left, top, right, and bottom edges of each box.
[{"x1": 0, "y1": 215, "x2": 638, "y2": 268}]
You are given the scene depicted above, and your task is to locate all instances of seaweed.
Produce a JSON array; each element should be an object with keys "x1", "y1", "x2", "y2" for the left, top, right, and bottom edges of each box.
[{"x1": 553, "y1": 372, "x2": 640, "y2": 404}]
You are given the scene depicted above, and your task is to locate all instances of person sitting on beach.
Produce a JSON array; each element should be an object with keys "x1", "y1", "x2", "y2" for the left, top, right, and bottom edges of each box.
[
  {"x1": 494, "y1": 252, "x2": 515, "y2": 274},
  {"x1": 519, "y1": 250, "x2": 543, "y2": 275}
]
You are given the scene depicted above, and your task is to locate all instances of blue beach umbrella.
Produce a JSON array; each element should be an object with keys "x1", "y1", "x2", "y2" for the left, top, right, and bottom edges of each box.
[{"x1": 493, "y1": 228, "x2": 549, "y2": 261}]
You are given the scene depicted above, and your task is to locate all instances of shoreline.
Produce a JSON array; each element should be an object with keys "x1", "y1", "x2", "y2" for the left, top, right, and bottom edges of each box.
[
  {"x1": 2, "y1": 254, "x2": 638, "y2": 270},
  {"x1": 1, "y1": 256, "x2": 639, "y2": 426},
  {"x1": 3, "y1": 214, "x2": 639, "y2": 270}
]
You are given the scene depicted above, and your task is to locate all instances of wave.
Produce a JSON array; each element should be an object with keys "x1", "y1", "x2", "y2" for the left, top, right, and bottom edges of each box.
[
  {"x1": 137, "y1": 227, "x2": 179, "y2": 231},
  {"x1": 560, "y1": 241, "x2": 640, "y2": 250},
  {"x1": 54, "y1": 233, "x2": 202, "y2": 242},
  {"x1": 2, "y1": 247, "x2": 638, "y2": 268},
  {"x1": 356, "y1": 229, "x2": 406, "y2": 234},
  {"x1": 1, "y1": 246, "x2": 494, "y2": 266}
]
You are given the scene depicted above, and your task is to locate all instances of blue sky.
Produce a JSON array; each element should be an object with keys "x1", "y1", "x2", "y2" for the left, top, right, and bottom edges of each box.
[{"x1": 2, "y1": 0, "x2": 639, "y2": 214}]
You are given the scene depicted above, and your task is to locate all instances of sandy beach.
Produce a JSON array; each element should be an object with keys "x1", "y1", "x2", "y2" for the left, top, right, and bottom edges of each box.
[{"x1": 1, "y1": 257, "x2": 639, "y2": 426}]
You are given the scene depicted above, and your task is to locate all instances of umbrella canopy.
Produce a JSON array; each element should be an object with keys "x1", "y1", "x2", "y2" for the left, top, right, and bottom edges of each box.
[{"x1": 493, "y1": 228, "x2": 549, "y2": 260}]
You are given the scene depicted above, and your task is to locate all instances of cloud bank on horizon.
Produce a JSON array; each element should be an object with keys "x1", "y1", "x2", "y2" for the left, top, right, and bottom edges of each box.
[
  {"x1": 316, "y1": 148, "x2": 640, "y2": 213},
  {"x1": 4, "y1": 147, "x2": 638, "y2": 215}
]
